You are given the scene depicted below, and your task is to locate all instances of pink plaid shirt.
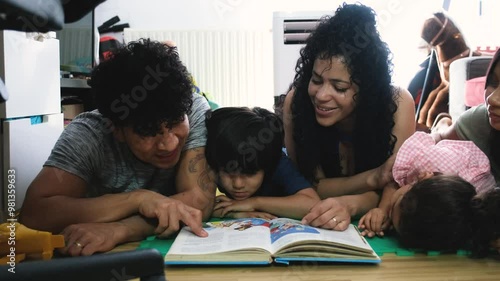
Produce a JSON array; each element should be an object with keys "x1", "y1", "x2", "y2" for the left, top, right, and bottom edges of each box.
[{"x1": 393, "y1": 132, "x2": 496, "y2": 193}]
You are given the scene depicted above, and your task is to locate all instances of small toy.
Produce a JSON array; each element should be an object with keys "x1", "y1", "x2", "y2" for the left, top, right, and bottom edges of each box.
[{"x1": 0, "y1": 222, "x2": 65, "y2": 263}]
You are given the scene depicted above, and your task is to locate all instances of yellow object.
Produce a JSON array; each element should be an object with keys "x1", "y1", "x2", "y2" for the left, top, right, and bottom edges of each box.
[
  {"x1": 216, "y1": 188, "x2": 224, "y2": 196},
  {"x1": 0, "y1": 222, "x2": 65, "y2": 263}
]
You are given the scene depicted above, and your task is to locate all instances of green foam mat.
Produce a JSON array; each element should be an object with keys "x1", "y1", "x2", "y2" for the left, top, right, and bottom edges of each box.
[{"x1": 137, "y1": 235, "x2": 175, "y2": 257}]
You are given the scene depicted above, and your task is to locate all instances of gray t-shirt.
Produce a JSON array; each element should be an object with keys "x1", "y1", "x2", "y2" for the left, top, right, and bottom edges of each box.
[
  {"x1": 45, "y1": 93, "x2": 210, "y2": 197},
  {"x1": 456, "y1": 104, "x2": 500, "y2": 183}
]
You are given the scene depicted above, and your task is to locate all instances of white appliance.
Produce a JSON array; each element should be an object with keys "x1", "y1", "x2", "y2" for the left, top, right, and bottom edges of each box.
[
  {"x1": 0, "y1": 30, "x2": 64, "y2": 214},
  {"x1": 272, "y1": 11, "x2": 330, "y2": 98}
]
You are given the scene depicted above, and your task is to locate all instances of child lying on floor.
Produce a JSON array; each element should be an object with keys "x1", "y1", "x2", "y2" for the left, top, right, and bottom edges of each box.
[{"x1": 359, "y1": 131, "x2": 496, "y2": 252}]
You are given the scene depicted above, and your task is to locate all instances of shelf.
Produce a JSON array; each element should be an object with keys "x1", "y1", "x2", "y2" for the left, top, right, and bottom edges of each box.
[{"x1": 61, "y1": 78, "x2": 90, "y2": 89}]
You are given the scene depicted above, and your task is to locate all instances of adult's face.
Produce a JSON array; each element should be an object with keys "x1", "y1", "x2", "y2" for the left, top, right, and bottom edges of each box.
[
  {"x1": 485, "y1": 61, "x2": 500, "y2": 131},
  {"x1": 308, "y1": 57, "x2": 358, "y2": 128},
  {"x1": 114, "y1": 116, "x2": 190, "y2": 169}
]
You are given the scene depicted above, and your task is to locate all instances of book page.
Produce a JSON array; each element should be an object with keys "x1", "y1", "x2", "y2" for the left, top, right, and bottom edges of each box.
[
  {"x1": 167, "y1": 218, "x2": 272, "y2": 255},
  {"x1": 269, "y1": 218, "x2": 373, "y2": 254}
]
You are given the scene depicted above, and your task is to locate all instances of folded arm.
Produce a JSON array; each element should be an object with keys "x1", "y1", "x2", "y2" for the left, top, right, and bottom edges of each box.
[
  {"x1": 218, "y1": 188, "x2": 320, "y2": 220},
  {"x1": 358, "y1": 182, "x2": 398, "y2": 237},
  {"x1": 315, "y1": 168, "x2": 384, "y2": 197},
  {"x1": 59, "y1": 215, "x2": 156, "y2": 256},
  {"x1": 302, "y1": 191, "x2": 380, "y2": 231},
  {"x1": 20, "y1": 166, "x2": 207, "y2": 238},
  {"x1": 19, "y1": 167, "x2": 156, "y2": 233},
  {"x1": 251, "y1": 188, "x2": 320, "y2": 219}
]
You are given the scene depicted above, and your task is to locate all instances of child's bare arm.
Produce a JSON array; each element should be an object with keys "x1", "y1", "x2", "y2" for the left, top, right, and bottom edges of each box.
[
  {"x1": 212, "y1": 195, "x2": 277, "y2": 220},
  {"x1": 378, "y1": 181, "x2": 398, "y2": 213},
  {"x1": 211, "y1": 195, "x2": 230, "y2": 218},
  {"x1": 220, "y1": 188, "x2": 320, "y2": 220},
  {"x1": 358, "y1": 181, "x2": 398, "y2": 237}
]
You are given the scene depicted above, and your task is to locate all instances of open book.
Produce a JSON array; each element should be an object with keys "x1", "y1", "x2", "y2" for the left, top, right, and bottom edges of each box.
[{"x1": 165, "y1": 218, "x2": 380, "y2": 265}]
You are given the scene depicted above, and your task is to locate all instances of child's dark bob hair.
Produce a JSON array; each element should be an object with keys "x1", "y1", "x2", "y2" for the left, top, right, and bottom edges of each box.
[
  {"x1": 205, "y1": 107, "x2": 284, "y2": 176},
  {"x1": 398, "y1": 175, "x2": 476, "y2": 252}
]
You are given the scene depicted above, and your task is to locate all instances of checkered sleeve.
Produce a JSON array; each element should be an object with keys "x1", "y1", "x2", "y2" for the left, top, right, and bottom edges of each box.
[
  {"x1": 392, "y1": 132, "x2": 436, "y2": 186},
  {"x1": 455, "y1": 141, "x2": 496, "y2": 193}
]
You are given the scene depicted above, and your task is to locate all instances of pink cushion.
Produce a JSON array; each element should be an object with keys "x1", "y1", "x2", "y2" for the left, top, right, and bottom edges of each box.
[{"x1": 465, "y1": 76, "x2": 486, "y2": 107}]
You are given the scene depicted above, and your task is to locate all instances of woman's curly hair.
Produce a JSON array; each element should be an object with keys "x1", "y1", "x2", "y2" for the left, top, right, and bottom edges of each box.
[
  {"x1": 290, "y1": 3, "x2": 397, "y2": 181},
  {"x1": 89, "y1": 38, "x2": 193, "y2": 136}
]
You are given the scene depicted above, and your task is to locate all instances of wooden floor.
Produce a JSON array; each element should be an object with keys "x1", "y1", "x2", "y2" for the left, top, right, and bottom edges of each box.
[
  {"x1": 114, "y1": 240, "x2": 500, "y2": 281},
  {"x1": 162, "y1": 254, "x2": 500, "y2": 281}
]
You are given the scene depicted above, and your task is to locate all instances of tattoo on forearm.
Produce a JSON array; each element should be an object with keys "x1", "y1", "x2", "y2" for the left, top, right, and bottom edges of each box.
[
  {"x1": 198, "y1": 165, "x2": 216, "y2": 192},
  {"x1": 187, "y1": 149, "x2": 216, "y2": 195},
  {"x1": 188, "y1": 151, "x2": 204, "y2": 173}
]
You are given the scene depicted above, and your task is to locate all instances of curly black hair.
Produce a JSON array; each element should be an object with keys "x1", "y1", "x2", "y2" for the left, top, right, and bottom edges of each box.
[
  {"x1": 290, "y1": 3, "x2": 397, "y2": 181},
  {"x1": 205, "y1": 107, "x2": 284, "y2": 177},
  {"x1": 89, "y1": 38, "x2": 193, "y2": 136}
]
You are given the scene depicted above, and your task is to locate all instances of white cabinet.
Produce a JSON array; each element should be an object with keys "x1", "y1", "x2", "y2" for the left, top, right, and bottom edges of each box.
[
  {"x1": 0, "y1": 30, "x2": 61, "y2": 118},
  {"x1": 0, "y1": 30, "x2": 63, "y2": 212},
  {"x1": 2, "y1": 114, "x2": 63, "y2": 210}
]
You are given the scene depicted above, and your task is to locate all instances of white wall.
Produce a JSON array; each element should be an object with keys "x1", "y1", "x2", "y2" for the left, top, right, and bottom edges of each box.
[
  {"x1": 447, "y1": 0, "x2": 500, "y2": 52},
  {"x1": 94, "y1": 0, "x2": 493, "y2": 107},
  {"x1": 96, "y1": 0, "x2": 345, "y2": 30}
]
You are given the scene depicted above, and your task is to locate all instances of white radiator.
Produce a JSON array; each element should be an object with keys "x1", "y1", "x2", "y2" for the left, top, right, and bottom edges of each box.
[
  {"x1": 57, "y1": 28, "x2": 93, "y2": 66},
  {"x1": 124, "y1": 29, "x2": 274, "y2": 110}
]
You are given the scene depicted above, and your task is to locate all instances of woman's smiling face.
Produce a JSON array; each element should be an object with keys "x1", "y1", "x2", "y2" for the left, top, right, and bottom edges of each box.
[{"x1": 308, "y1": 56, "x2": 358, "y2": 127}]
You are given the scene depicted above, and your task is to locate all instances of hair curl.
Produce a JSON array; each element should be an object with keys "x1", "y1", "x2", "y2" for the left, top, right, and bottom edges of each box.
[
  {"x1": 89, "y1": 38, "x2": 193, "y2": 136},
  {"x1": 290, "y1": 3, "x2": 397, "y2": 181}
]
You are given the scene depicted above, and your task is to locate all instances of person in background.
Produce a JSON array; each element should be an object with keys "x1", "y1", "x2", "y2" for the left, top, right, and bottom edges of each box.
[
  {"x1": 416, "y1": 12, "x2": 482, "y2": 130},
  {"x1": 282, "y1": 3, "x2": 415, "y2": 230},
  {"x1": 359, "y1": 131, "x2": 495, "y2": 253},
  {"x1": 402, "y1": 47, "x2": 500, "y2": 257},
  {"x1": 205, "y1": 107, "x2": 320, "y2": 220},
  {"x1": 19, "y1": 39, "x2": 216, "y2": 256},
  {"x1": 432, "y1": 48, "x2": 500, "y2": 183},
  {"x1": 407, "y1": 45, "x2": 439, "y2": 111}
]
